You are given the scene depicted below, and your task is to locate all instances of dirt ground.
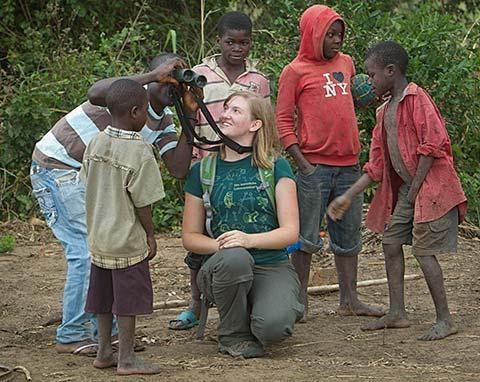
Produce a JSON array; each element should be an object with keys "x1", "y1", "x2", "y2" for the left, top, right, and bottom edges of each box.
[{"x1": 1, "y1": 220, "x2": 480, "y2": 382}]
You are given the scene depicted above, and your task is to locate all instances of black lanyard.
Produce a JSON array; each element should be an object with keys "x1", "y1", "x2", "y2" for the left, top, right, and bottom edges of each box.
[{"x1": 172, "y1": 88, "x2": 253, "y2": 154}]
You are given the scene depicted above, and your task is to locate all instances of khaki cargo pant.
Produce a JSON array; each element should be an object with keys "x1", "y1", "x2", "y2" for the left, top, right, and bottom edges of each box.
[{"x1": 197, "y1": 248, "x2": 304, "y2": 347}]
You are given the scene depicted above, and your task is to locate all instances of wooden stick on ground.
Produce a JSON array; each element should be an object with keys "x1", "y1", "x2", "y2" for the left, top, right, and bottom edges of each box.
[
  {"x1": 307, "y1": 274, "x2": 421, "y2": 295},
  {"x1": 153, "y1": 299, "x2": 189, "y2": 311},
  {"x1": 41, "y1": 275, "x2": 421, "y2": 325}
]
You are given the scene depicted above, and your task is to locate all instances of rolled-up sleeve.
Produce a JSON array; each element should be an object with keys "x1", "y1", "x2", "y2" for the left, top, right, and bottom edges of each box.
[{"x1": 414, "y1": 90, "x2": 449, "y2": 158}]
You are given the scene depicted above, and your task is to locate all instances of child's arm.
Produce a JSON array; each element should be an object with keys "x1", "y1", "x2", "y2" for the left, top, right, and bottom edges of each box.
[
  {"x1": 87, "y1": 57, "x2": 185, "y2": 106},
  {"x1": 160, "y1": 87, "x2": 201, "y2": 179},
  {"x1": 286, "y1": 145, "x2": 316, "y2": 175},
  {"x1": 182, "y1": 193, "x2": 220, "y2": 254},
  {"x1": 216, "y1": 177, "x2": 299, "y2": 250},
  {"x1": 407, "y1": 155, "x2": 434, "y2": 204},
  {"x1": 328, "y1": 173, "x2": 374, "y2": 221},
  {"x1": 276, "y1": 66, "x2": 315, "y2": 173},
  {"x1": 136, "y1": 205, "x2": 157, "y2": 260}
]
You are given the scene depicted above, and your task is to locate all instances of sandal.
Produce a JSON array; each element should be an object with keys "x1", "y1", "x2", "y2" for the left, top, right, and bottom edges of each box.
[
  {"x1": 168, "y1": 310, "x2": 199, "y2": 330},
  {"x1": 56, "y1": 341, "x2": 97, "y2": 357},
  {"x1": 72, "y1": 343, "x2": 98, "y2": 357}
]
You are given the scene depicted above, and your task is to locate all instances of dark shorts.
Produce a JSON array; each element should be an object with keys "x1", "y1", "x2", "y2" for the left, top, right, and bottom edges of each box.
[
  {"x1": 383, "y1": 184, "x2": 459, "y2": 256},
  {"x1": 296, "y1": 164, "x2": 363, "y2": 256},
  {"x1": 85, "y1": 258, "x2": 153, "y2": 316}
]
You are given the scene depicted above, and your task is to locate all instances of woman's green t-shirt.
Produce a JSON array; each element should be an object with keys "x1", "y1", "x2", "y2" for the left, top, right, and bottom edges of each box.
[{"x1": 184, "y1": 155, "x2": 295, "y2": 265}]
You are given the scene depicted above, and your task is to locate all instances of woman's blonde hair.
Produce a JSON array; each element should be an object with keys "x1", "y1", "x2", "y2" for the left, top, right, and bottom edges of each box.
[{"x1": 221, "y1": 91, "x2": 280, "y2": 169}]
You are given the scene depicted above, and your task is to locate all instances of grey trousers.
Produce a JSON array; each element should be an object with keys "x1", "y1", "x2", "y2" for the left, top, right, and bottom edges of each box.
[{"x1": 197, "y1": 248, "x2": 304, "y2": 347}]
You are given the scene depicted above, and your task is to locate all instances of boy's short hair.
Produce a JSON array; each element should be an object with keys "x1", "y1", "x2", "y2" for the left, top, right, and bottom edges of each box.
[
  {"x1": 149, "y1": 52, "x2": 181, "y2": 71},
  {"x1": 106, "y1": 79, "x2": 147, "y2": 117},
  {"x1": 217, "y1": 11, "x2": 252, "y2": 36},
  {"x1": 365, "y1": 40, "x2": 409, "y2": 75}
]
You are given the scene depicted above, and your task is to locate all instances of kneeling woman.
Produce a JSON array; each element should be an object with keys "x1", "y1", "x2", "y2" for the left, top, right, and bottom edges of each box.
[{"x1": 182, "y1": 91, "x2": 304, "y2": 358}]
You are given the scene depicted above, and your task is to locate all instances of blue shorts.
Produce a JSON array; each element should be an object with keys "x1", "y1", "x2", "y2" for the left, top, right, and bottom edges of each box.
[{"x1": 296, "y1": 164, "x2": 363, "y2": 257}]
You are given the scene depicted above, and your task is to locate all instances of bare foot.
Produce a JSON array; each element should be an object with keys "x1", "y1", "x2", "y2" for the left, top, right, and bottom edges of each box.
[
  {"x1": 117, "y1": 358, "x2": 161, "y2": 376},
  {"x1": 93, "y1": 355, "x2": 117, "y2": 369},
  {"x1": 337, "y1": 302, "x2": 387, "y2": 317},
  {"x1": 418, "y1": 320, "x2": 457, "y2": 341},
  {"x1": 361, "y1": 314, "x2": 411, "y2": 331}
]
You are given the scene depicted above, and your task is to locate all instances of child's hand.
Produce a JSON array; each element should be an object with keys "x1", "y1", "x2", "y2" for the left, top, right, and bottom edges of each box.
[
  {"x1": 300, "y1": 162, "x2": 316, "y2": 176},
  {"x1": 327, "y1": 195, "x2": 352, "y2": 221},
  {"x1": 217, "y1": 230, "x2": 252, "y2": 249},
  {"x1": 146, "y1": 235, "x2": 157, "y2": 261},
  {"x1": 152, "y1": 57, "x2": 185, "y2": 85},
  {"x1": 182, "y1": 86, "x2": 204, "y2": 113}
]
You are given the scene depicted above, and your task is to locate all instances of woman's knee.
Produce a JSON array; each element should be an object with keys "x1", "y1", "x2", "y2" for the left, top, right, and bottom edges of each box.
[
  {"x1": 214, "y1": 248, "x2": 254, "y2": 279},
  {"x1": 251, "y1": 311, "x2": 295, "y2": 346}
]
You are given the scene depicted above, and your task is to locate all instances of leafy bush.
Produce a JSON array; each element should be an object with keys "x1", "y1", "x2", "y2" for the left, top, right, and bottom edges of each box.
[
  {"x1": 0, "y1": 235, "x2": 15, "y2": 253},
  {"x1": 1, "y1": 0, "x2": 479, "y2": 228}
]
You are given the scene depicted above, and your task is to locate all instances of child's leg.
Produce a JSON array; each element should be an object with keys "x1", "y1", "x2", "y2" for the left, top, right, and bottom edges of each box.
[
  {"x1": 84, "y1": 263, "x2": 115, "y2": 362},
  {"x1": 330, "y1": 165, "x2": 385, "y2": 317},
  {"x1": 169, "y1": 253, "x2": 203, "y2": 330},
  {"x1": 361, "y1": 243, "x2": 411, "y2": 330},
  {"x1": 295, "y1": 165, "x2": 329, "y2": 322},
  {"x1": 93, "y1": 313, "x2": 116, "y2": 369},
  {"x1": 411, "y1": 207, "x2": 459, "y2": 340},
  {"x1": 185, "y1": 252, "x2": 203, "y2": 315},
  {"x1": 116, "y1": 315, "x2": 160, "y2": 375},
  {"x1": 291, "y1": 250, "x2": 312, "y2": 322},
  {"x1": 414, "y1": 255, "x2": 457, "y2": 340},
  {"x1": 334, "y1": 255, "x2": 384, "y2": 316},
  {"x1": 30, "y1": 167, "x2": 98, "y2": 349},
  {"x1": 110, "y1": 259, "x2": 160, "y2": 375},
  {"x1": 189, "y1": 268, "x2": 202, "y2": 314}
]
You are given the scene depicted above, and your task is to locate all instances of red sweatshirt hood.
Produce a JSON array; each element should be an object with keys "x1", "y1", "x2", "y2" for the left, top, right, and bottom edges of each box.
[{"x1": 296, "y1": 5, "x2": 344, "y2": 63}]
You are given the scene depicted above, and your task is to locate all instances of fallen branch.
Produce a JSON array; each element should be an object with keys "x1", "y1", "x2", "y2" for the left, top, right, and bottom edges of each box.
[
  {"x1": 307, "y1": 274, "x2": 421, "y2": 295},
  {"x1": 0, "y1": 364, "x2": 32, "y2": 381},
  {"x1": 153, "y1": 299, "x2": 189, "y2": 310},
  {"x1": 42, "y1": 299, "x2": 190, "y2": 326},
  {"x1": 41, "y1": 275, "x2": 421, "y2": 326}
]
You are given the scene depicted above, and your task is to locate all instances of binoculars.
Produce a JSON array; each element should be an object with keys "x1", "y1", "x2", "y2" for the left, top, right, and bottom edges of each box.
[{"x1": 172, "y1": 69, "x2": 207, "y2": 88}]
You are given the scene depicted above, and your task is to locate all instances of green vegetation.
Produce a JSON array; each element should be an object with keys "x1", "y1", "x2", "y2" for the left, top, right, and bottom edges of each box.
[
  {"x1": 1, "y1": 0, "x2": 479, "y2": 230},
  {"x1": 0, "y1": 234, "x2": 15, "y2": 253}
]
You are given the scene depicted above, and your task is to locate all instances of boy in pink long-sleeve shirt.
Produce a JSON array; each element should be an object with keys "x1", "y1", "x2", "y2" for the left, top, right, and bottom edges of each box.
[{"x1": 328, "y1": 41, "x2": 467, "y2": 341}]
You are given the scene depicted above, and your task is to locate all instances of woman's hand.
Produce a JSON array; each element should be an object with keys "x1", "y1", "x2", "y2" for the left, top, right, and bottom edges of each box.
[{"x1": 217, "y1": 230, "x2": 254, "y2": 249}]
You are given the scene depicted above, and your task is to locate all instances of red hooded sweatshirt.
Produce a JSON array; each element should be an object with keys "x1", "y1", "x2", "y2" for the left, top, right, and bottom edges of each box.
[{"x1": 276, "y1": 5, "x2": 360, "y2": 166}]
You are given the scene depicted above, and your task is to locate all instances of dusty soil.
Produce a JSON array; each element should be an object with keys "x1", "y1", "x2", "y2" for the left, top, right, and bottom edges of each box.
[{"x1": 1, "y1": 220, "x2": 480, "y2": 382}]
